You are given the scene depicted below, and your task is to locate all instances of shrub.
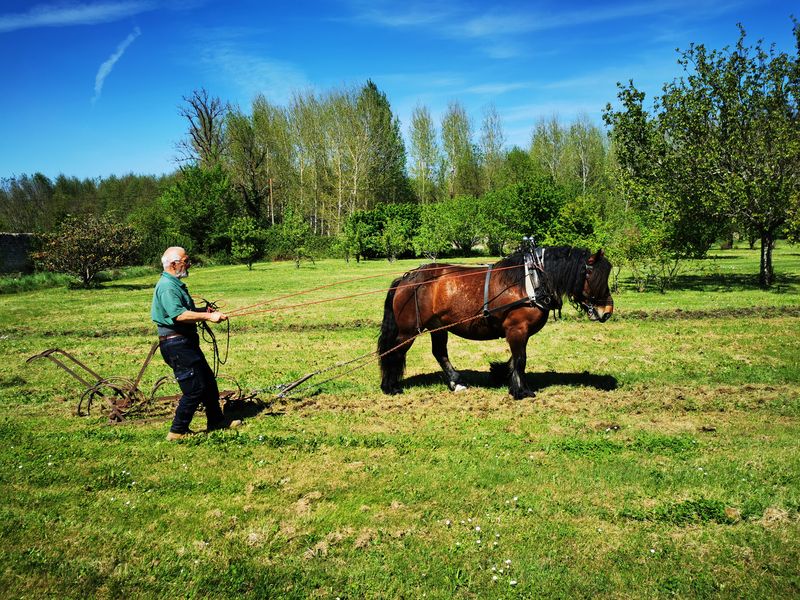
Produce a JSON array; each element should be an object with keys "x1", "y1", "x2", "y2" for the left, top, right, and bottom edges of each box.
[{"x1": 32, "y1": 215, "x2": 140, "y2": 288}]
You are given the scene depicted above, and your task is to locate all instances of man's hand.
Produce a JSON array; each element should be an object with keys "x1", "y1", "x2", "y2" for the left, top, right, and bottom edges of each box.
[{"x1": 208, "y1": 311, "x2": 228, "y2": 323}]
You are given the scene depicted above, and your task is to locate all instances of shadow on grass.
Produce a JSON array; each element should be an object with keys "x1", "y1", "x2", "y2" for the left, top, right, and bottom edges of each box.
[
  {"x1": 401, "y1": 369, "x2": 618, "y2": 393},
  {"x1": 222, "y1": 394, "x2": 275, "y2": 420},
  {"x1": 104, "y1": 282, "x2": 154, "y2": 291},
  {"x1": 618, "y1": 272, "x2": 799, "y2": 293}
]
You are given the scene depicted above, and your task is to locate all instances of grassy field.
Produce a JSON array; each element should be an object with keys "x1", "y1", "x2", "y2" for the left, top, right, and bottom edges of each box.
[{"x1": 1, "y1": 245, "x2": 799, "y2": 598}]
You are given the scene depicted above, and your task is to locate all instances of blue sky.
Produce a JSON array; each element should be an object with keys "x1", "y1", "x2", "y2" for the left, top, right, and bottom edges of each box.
[{"x1": 0, "y1": 0, "x2": 796, "y2": 180}]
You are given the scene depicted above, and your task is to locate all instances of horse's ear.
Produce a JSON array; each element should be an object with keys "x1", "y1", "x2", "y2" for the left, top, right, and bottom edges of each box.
[{"x1": 596, "y1": 248, "x2": 605, "y2": 257}]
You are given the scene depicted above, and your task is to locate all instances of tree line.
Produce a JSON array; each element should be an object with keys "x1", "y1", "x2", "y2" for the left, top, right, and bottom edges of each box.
[{"x1": 2, "y1": 22, "x2": 799, "y2": 288}]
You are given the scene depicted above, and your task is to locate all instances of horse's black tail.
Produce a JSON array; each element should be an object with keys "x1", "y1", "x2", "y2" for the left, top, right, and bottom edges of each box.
[{"x1": 378, "y1": 277, "x2": 405, "y2": 394}]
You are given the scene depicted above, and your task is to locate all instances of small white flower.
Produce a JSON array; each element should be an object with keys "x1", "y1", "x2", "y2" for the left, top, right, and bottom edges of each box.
[
  {"x1": 475, "y1": 526, "x2": 481, "y2": 532},
  {"x1": 491, "y1": 566, "x2": 497, "y2": 572},
  {"x1": 476, "y1": 539, "x2": 482, "y2": 544},
  {"x1": 513, "y1": 496, "x2": 518, "y2": 502},
  {"x1": 650, "y1": 548, "x2": 656, "y2": 554},
  {"x1": 492, "y1": 575, "x2": 498, "y2": 581},
  {"x1": 445, "y1": 519, "x2": 452, "y2": 527},
  {"x1": 505, "y1": 559, "x2": 512, "y2": 565},
  {"x1": 495, "y1": 533, "x2": 500, "y2": 538},
  {"x1": 510, "y1": 580, "x2": 517, "y2": 586},
  {"x1": 499, "y1": 569, "x2": 504, "y2": 574}
]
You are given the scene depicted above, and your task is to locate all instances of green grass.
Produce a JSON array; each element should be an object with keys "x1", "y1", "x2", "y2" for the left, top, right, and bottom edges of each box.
[{"x1": 0, "y1": 244, "x2": 798, "y2": 598}]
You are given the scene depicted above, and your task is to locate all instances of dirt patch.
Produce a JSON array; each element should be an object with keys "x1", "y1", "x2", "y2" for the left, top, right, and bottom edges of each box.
[
  {"x1": 304, "y1": 528, "x2": 352, "y2": 559},
  {"x1": 295, "y1": 490, "x2": 323, "y2": 516}
]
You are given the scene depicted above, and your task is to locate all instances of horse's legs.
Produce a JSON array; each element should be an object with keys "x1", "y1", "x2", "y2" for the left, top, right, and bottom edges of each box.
[
  {"x1": 506, "y1": 326, "x2": 535, "y2": 400},
  {"x1": 431, "y1": 331, "x2": 466, "y2": 392},
  {"x1": 380, "y1": 334, "x2": 415, "y2": 395}
]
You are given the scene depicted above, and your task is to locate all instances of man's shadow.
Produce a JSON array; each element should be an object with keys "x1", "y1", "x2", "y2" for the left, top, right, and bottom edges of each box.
[{"x1": 401, "y1": 369, "x2": 618, "y2": 393}]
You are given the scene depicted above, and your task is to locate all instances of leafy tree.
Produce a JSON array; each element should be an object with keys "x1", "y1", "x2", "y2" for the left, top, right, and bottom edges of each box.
[
  {"x1": 359, "y1": 80, "x2": 411, "y2": 204},
  {"x1": 564, "y1": 114, "x2": 608, "y2": 194},
  {"x1": 0, "y1": 173, "x2": 54, "y2": 232},
  {"x1": 479, "y1": 104, "x2": 506, "y2": 192},
  {"x1": 277, "y1": 207, "x2": 312, "y2": 268},
  {"x1": 605, "y1": 22, "x2": 800, "y2": 287},
  {"x1": 545, "y1": 194, "x2": 605, "y2": 249},
  {"x1": 479, "y1": 187, "x2": 524, "y2": 256},
  {"x1": 377, "y1": 203, "x2": 419, "y2": 261},
  {"x1": 228, "y1": 216, "x2": 267, "y2": 269},
  {"x1": 441, "y1": 101, "x2": 481, "y2": 197},
  {"x1": 408, "y1": 104, "x2": 441, "y2": 203},
  {"x1": 515, "y1": 176, "x2": 568, "y2": 242},
  {"x1": 529, "y1": 115, "x2": 567, "y2": 182},
  {"x1": 440, "y1": 195, "x2": 483, "y2": 255},
  {"x1": 413, "y1": 203, "x2": 452, "y2": 260},
  {"x1": 33, "y1": 215, "x2": 140, "y2": 287},
  {"x1": 159, "y1": 164, "x2": 239, "y2": 255},
  {"x1": 226, "y1": 108, "x2": 268, "y2": 221}
]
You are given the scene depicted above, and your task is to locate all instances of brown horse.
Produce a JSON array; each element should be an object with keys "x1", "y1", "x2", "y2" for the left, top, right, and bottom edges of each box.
[{"x1": 378, "y1": 246, "x2": 614, "y2": 399}]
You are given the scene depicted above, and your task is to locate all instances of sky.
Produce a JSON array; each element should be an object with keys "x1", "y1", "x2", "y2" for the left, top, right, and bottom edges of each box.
[{"x1": 0, "y1": 0, "x2": 796, "y2": 180}]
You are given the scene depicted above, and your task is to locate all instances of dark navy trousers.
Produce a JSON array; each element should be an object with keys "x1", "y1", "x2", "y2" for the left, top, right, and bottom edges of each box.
[{"x1": 159, "y1": 334, "x2": 225, "y2": 433}]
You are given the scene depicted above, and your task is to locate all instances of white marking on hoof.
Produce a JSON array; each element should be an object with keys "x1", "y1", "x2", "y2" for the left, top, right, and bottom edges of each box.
[{"x1": 453, "y1": 384, "x2": 468, "y2": 393}]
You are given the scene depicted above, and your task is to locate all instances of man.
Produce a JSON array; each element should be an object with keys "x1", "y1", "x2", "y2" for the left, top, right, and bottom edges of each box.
[{"x1": 151, "y1": 246, "x2": 241, "y2": 441}]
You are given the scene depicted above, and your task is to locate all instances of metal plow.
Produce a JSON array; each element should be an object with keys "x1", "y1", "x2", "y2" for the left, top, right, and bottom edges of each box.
[{"x1": 26, "y1": 343, "x2": 245, "y2": 423}]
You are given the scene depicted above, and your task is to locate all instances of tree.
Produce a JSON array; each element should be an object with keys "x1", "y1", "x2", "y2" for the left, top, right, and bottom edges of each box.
[
  {"x1": 359, "y1": 80, "x2": 410, "y2": 204},
  {"x1": 530, "y1": 115, "x2": 567, "y2": 182},
  {"x1": 226, "y1": 108, "x2": 268, "y2": 221},
  {"x1": 277, "y1": 206, "x2": 313, "y2": 268},
  {"x1": 0, "y1": 173, "x2": 54, "y2": 232},
  {"x1": 440, "y1": 195, "x2": 483, "y2": 255},
  {"x1": 33, "y1": 215, "x2": 140, "y2": 287},
  {"x1": 480, "y1": 104, "x2": 506, "y2": 192},
  {"x1": 441, "y1": 101, "x2": 481, "y2": 197},
  {"x1": 177, "y1": 88, "x2": 226, "y2": 167},
  {"x1": 377, "y1": 203, "x2": 419, "y2": 261},
  {"x1": 413, "y1": 203, "x2": 452, "y2": 259},
  {"x1": 564, "y1": 114, "x2": 608, "y2": 194},
  {"x1": 408, "y1": 104, "x2": 441, "y2": 203},
  {"x1": 605, "y1": 22, "x2": 800, "y2": 287},
  {"x1": 479, "y1": 186, "x2": 524, "y2": 256},
  {"x1": 228, "y1": 216, "x2": 266, "y2": 269},
  {"x1": 159, "y1": 164, "x2": 239, "y2": 255}
]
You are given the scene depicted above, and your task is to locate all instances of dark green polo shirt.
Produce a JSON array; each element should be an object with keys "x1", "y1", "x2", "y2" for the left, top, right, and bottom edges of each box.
[{"x1": 151, "y1": 272, "x2": 197, "y2": 337}]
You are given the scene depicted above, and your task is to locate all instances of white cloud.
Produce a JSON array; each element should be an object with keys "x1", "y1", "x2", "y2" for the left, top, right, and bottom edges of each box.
[
  {"x1": 92, "y1": 26, "x2": 141, "y2": 103},
  {"x1": 199, "y1": 43, "x2": 310, "y2": 105},
  {"x1": 0, "y1": 1, "x2": 153, "y2": 33}
]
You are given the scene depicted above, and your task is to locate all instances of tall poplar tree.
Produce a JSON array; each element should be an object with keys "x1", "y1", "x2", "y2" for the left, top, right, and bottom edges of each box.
[{"x1": 408, "y1": 104, "x2": 441, "y2": 203}]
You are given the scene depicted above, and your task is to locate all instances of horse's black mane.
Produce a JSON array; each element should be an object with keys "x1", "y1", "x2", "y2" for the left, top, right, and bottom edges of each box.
[{"x1": 494, "y1": 246, "x2": 595, "y2": 300}]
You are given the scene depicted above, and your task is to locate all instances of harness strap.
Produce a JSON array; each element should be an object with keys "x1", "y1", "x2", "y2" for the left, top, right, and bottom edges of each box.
[
  {"x1": 483, "y1": 265, "x2": 493, "y2": 317},
  {"x1": 414, "y1": 285, "x2": 422, "y2": 333}
]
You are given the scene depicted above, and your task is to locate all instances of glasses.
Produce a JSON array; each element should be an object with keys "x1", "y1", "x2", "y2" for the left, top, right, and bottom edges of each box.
[{"x1": 173, "y1": 258, "x2": 191, "y2": 266}]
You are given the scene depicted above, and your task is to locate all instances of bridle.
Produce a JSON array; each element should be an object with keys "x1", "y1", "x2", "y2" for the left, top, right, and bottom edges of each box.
[{"x1": 578, "y1": 258, "x2": 613, "y2": 322}]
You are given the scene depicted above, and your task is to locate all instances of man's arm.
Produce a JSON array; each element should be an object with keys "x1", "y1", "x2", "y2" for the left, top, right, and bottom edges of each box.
[{"x1": 175, "y1": 310, "x2": 228, "y2": 324}]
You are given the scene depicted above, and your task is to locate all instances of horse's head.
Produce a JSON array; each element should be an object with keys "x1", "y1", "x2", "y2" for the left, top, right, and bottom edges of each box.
[{"x1": 576, "y1": 249, "x2": 614, "y2": 322}]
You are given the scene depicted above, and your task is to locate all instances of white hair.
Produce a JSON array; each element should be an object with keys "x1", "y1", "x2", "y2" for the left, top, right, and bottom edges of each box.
[{"x1": 161, "y1": 247, "x2": 185, "y2": 270}]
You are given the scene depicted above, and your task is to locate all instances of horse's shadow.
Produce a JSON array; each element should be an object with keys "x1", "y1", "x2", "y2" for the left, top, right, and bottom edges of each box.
[{"x1": 402, "y1": 369, "x2": 618, "y2": 393}]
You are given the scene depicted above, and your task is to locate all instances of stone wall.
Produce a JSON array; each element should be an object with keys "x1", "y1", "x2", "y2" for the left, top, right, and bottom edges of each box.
[{"x1": 0, "y1": 233, "x2": 35, "y2": 273}]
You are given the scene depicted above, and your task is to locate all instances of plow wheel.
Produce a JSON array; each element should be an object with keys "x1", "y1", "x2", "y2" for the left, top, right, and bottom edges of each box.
[{"x1": 78, "y1": 377, "x2": 145, "y2": 422}]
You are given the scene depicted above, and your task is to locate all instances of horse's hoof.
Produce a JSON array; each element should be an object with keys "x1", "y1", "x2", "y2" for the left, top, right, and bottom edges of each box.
[{"x1": 452, "y1": 384, "x2": 468, "y2": 393}]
